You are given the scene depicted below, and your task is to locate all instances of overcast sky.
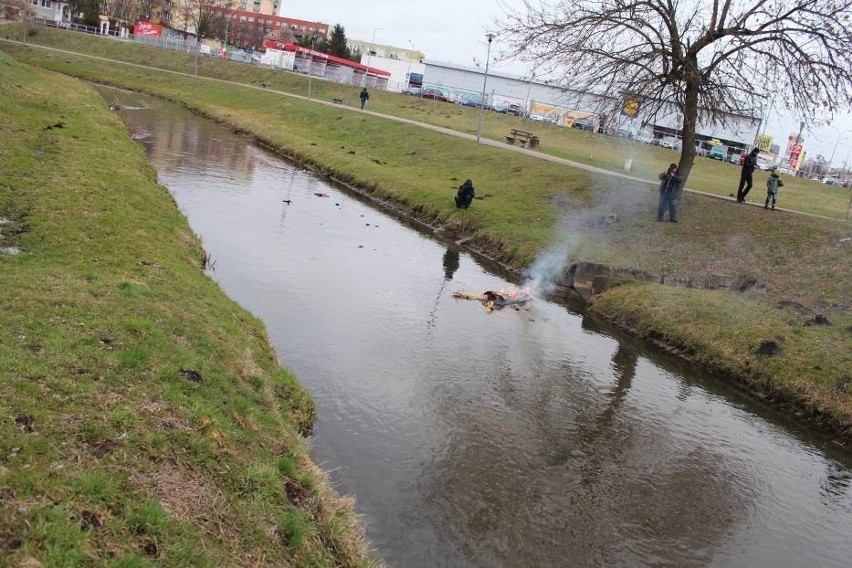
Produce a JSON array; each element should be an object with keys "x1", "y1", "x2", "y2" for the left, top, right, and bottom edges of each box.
[{"x1": 283, "y1": 0, "x2": 852, "y2": 165}]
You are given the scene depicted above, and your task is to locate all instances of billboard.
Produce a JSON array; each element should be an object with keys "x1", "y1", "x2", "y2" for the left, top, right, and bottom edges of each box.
[
  {"x1": 622, "y1": 97, "x2": 640, "y2": 117},
  {"x1": 133, "y1": 22, "x2": 162, "y2": 37},
  {"x1": 756, "y1": 134, "x2": 773, "y2": 152}
]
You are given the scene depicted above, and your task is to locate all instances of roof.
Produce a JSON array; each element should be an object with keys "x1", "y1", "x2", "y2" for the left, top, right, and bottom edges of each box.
[{"x1": 262, "y1": 41, "x2": 391, "y2": 77}]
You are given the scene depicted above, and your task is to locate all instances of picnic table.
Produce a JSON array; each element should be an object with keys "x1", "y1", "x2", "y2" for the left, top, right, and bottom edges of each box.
[{"x1": 505, "y1": 129, "x2": 540, "y2": 149}]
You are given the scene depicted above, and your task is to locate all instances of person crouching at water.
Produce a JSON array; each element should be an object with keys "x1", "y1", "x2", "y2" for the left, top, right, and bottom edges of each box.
[
  {"x1": 455, "y1": 179, "x2": 475, "y2": 209},
  {"x1": 657, "y1": 163, "x2": 683, "y2": 222}
]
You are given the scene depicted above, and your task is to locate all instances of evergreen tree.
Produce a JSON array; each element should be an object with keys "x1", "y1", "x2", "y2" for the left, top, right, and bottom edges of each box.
[
  {"x1": 81, "y1": 0, "x2": 99, "y2": 27},
  {"x1": 325, "y1": 24, "x2": 350, "y2": 59}
]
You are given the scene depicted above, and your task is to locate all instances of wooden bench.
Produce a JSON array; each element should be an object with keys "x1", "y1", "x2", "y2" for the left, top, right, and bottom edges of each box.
[{"x1": 505, "y1": 129, "x2": 541, "y2": 149}]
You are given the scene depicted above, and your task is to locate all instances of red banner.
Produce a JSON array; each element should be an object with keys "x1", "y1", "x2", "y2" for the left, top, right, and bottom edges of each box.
[{"x1": 133, "y1": 22, "x2": 162, "y2": 37}]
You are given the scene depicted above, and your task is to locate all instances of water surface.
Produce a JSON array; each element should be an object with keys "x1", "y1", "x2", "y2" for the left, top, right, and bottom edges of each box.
[{"x1": 108, "y1": 88, "x2": 852, "y2": 567}]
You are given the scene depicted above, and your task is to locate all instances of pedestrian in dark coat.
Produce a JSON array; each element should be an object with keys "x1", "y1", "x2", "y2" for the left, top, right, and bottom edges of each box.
[
  {"x1": 359, "y1": 87, "x2": 369, "y2": 109},
  {"x1": 455, "y1": 179, "x2": 475, "y2": 209},
  {"x1": 737, "y1": 148, "x2": 760, "y2": 202},
  {"x1": 657, "y1": 163, "x2": 682, "y2": 222}
]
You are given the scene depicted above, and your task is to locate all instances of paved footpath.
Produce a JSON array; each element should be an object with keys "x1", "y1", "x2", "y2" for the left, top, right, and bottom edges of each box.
[{"x1": 3, "y1": 38, "x2": 841, "y2": 220}]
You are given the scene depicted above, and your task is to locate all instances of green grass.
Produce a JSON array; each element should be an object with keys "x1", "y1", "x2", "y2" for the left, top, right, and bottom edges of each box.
[
  {"x1": 0, "y1": 49, "x2": 371, "y2": 566},
  {"x1": 0, "y1": 23, "x2": 849, "y2": 551}
]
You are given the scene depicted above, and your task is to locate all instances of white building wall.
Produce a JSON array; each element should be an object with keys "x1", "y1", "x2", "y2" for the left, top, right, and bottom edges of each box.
[
  {"x1": 359, "y1": 54, "x2": 425, "y2": 92},
  {"x1": 423, "y1": 60, "x2": 759, "y2": 146}
]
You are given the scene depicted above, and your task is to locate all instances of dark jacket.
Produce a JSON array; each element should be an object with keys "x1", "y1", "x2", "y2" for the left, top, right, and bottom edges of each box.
[
  {"x1": 359, "y1": 89, "x2": 369, "y2": 102},
  {"x1": 456, "y1": 179, "x2": 475, "y2": 206},
  {"x1": 742, "y1": 151, "x2": 759, "y2": 173},
  {"x1": 658, "y1": 171, "x2": 683, "y2": 198}
]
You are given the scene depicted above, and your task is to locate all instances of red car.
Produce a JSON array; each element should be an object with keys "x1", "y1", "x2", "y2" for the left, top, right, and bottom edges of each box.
[{"x1": 421, "y1": 89, "x2": 449, "y2": 102}]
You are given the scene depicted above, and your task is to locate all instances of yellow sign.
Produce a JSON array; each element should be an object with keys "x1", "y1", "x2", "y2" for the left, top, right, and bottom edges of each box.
[
  {"x1": 756, "y1": 134, "x2": 773, "y2": 152},
  {"x1": 622, "y1": 98, "x2": 640, "y2": 117}
]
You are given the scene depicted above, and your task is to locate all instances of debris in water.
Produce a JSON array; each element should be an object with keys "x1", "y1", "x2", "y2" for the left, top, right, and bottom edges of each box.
[{"x1": 453, "y1": 285, "x2": 532, "y2": 313}]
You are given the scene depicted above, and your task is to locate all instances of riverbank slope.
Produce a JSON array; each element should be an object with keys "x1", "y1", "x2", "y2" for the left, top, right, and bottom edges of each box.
[
  {"x1": 0, "y1": 52, "x2": 374, "y2": 566},
  {"x1": 1, "y1": 29, "x2": 850, "y2": 443}
]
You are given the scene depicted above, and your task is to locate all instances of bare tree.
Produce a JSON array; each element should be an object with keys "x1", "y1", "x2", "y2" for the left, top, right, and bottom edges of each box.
[
  {"x1": 101, "y1": 0, "x2": 138, "y2": 23},
  {"x1": 175, "y1": 0, "x2": 230, "y2": 38},
  {"x1": 497, "y1": 0, "x2": 852, "y2": 183}
]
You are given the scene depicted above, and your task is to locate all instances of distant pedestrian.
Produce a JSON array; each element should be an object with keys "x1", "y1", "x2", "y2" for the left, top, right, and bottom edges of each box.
[
  {"x1": 455, "y1": 179, "x2": 475, "y2": 209},
  {"x1": 360, "y1": 87, "x2": 369, "y2": 109},
  {"x1": 737, "y1": 147, "x2": 760, "y2": 202},
  {"x1": 657, "y1": 163, "x2": 682, "y2": 222},
  {"x1": 764, "y1": 168, "x2": 784, "y2": 210}
]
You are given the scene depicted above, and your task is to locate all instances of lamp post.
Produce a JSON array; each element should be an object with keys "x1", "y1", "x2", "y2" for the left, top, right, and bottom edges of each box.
[
  {"x1": 363, "y1": 27, "x2": 381, "y2": 87},
  {"x1": 476, "y1": 33, "x2": 495, "y2": 144},
  {"x1": 307, "y1": 35, "x2": 315, "y2": 100},
  {"x1": 827, "y1": 129, "x2": 852, "y2": 172},
  {"x1": 194, "y1": 34, "x2": 200, "y2": 75},
  {"x1": 405, "y1": 40, "x2": 416, "y2": 92}
]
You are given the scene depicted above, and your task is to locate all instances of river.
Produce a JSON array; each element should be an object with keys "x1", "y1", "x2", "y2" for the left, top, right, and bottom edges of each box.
[{"x1": 105, "y1": 88, "x2": 852, "y2": 567}]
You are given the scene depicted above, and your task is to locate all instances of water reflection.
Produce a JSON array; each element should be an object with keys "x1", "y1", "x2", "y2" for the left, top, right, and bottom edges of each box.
[
  {"x1": 443, "y1": 248, "x2": 460, "y2": 280},
  {"x1": 105, "y1": 87, "x2": 852, "y2": 568}
]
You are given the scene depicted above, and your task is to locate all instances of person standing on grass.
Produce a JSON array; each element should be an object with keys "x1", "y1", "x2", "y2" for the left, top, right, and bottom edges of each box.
[
  {"x1": 657, "y1": 163, "x2": 682, "y2": 222},
  {"x1": 737, "y1": 147, "x2": 760, "y2": 202},
  {"x1": 360, "y1": 87, "x2": 369, "y2": 109},
  {"x1": 765, "y1": 168, "x2": 784, "y2": 210}
]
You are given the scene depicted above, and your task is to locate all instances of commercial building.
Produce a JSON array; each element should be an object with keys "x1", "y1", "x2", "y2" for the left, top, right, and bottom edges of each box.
[{"x1": 420, "y1": 60, "x2": 760, "y2": 153}]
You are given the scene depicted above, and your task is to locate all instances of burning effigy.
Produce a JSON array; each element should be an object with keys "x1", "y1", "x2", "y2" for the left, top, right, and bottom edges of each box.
[{"x1": 453, "y1": 285, "x2": 533, "y2": 313}]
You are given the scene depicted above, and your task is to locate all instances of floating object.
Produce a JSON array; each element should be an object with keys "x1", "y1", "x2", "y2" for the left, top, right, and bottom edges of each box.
[{"x1": 453, "y1": 286, "x2": 532, "y2": 313}]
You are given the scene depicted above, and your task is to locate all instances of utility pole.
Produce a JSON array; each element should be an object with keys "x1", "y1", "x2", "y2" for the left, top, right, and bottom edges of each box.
[
  {"x1": 476, "y1": 34, "x2": 495, "y2": 144},
  {"x1": 307, "y1": 36, "x2": 314, "y2": 100}
]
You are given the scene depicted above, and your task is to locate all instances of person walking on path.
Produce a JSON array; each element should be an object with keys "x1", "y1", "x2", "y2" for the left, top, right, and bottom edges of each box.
[
  {"x1": 764, "y1": 168, "x2": 784, "y2": 210},
  {"x1": 737, "y1": 147, "x2": 760, "y2": 202},
  {"x1": 657, "y1": 163, "x2": 683, "y2": 222},
  {"x1": 359, "y1": 87, "x2": 369, "y2": 109}
]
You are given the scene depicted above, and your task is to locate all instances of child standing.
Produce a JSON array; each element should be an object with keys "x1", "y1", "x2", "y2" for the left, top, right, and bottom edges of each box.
[{"x1": 765, "y1": 168, "x2": 784, "y2": 210}]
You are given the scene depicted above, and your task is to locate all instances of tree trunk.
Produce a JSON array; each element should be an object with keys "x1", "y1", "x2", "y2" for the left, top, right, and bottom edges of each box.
[{"x1": 678, "y1": 63, "x2": 701, "y2": 185}]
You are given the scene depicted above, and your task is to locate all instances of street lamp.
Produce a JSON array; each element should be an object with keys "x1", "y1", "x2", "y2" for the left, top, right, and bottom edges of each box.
[
  {"x1": 476, "y1": 33, "x2": 495, "y2": 144},
  {"x1": 194, "y1": 34, "x2": 201, "y2": 75},
  {"x1": 827, "y1": 129, "x2": 852, "y2": 171},
  {"x1": 405, "y1": 40, "x2": 416, "y2": 92},
  {"x1": 307, "y1": 35, "x2": 315, "y2": 100},
  {"x1": 364, "y1": 27, "x2": 381, "y2": 87}
]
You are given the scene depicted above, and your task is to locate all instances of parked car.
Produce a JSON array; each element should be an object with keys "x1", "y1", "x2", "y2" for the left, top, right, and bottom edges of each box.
[
  {"x1": 402, "y1": 86, "x2": 422, "y2": 97},
  {"x1": 507, "y1": 103, "x2": 524, "y2": 116},
  {"x1": 728, "y1": 153, "x2": 742, "y2": 164},
  {"x1": 571, "y1": 118, "x2": 595, "y2": 131},
  {"x1": 708, "y1": 145, "x2": 727, "y2": 160},
  {"x1": 660, "y1": 136, "x2": 681, "y2": 150},
  {"x1": 635, "y1": 134, "x2": 654, "y2": 144},
  {"x1": 421, "y1": 89, "x2": 449, "y2": 102},
  {"x1": 529, "y1": 113, "x2": 554, "y2": 123}
]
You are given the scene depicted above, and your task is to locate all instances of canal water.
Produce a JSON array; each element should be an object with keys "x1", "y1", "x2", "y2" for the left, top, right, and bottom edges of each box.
[{"x1": 106, "y1": 89, "x2": 852, "y2": 567}]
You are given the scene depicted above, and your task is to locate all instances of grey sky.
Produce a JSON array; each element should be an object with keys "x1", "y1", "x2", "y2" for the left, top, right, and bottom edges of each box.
[{"x1": 283, "y1": 0, "x2": 852, "y2": 165}]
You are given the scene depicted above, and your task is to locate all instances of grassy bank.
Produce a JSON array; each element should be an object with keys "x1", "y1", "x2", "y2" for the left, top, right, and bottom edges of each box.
[
  {"x1": 1, "y1": 28, "x2": 850, "y2": 439},
  {"x1": 2, "y1": 26, "x2": 850, "y2": 220},
  {"x1": 0, "y1": 52, "x2": 372, "y2": 566}
]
